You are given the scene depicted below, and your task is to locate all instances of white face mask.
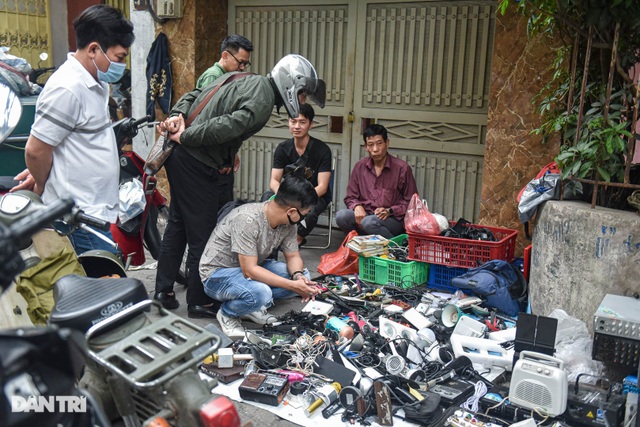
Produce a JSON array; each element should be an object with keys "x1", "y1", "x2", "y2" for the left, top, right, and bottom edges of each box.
[{"x1": 93, "y1": 46, "x2": 126, "y2": 83}]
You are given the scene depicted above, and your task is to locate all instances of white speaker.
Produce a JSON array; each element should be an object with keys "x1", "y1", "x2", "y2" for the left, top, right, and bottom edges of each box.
[
  {"x1": 509, "y1": 351, "x2": 568, "y2": 417},
  {"x1": 378, "y1": 316, "x2": 418, "y2": 341},
  {"x1": 449, "y1": 334, "x2": 514, "y2": 371}
]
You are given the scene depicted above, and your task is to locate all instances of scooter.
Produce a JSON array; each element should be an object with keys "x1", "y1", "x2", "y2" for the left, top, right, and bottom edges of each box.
[
  {"x1": 111, "y1": 115, "x2": 166, "y2": 267},
  {"x1": 0, "y1": 192, "x2": 240, "y2": 427},
  {"x1": 111, "y1": 115, "x2": 187, "y2": 283},
  {"x1": 0, "y1": 195, "x2": 111, "y2": 427}
]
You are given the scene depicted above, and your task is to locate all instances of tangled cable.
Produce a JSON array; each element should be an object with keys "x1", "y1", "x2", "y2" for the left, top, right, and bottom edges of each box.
[
  {"x1": 462, "y1": 380, "x2": 487, "y2": 412},
  {"x1": 279, "y1": 334, "x2": 330, "y2": 375}
]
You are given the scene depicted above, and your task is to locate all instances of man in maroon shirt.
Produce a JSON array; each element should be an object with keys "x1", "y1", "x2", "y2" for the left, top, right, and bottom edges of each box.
[{"x1": 336, "y1": 124, "x2": 418, "y2": 238}]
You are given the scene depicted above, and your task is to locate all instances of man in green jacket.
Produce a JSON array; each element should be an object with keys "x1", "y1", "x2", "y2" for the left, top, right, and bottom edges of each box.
[
  {"x1": 195, "y1": 35, "x2": 253, "y2": 204},
  {"x1": 154, "y1": 55, "x2": 326, "y2": 321},
  {"x1": 196, "y1": 34, "x2": 253, "y2": 89}
]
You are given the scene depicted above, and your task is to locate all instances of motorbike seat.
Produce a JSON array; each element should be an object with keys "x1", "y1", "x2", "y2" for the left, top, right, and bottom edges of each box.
[{"x1": 49, "y1": 274, "x2": 148, "y2": 333}]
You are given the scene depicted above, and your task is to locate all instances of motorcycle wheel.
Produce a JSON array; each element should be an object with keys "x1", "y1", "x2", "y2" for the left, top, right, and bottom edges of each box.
[{"x1": 145, "y1": 204, "x2": 188, "y2": 285}]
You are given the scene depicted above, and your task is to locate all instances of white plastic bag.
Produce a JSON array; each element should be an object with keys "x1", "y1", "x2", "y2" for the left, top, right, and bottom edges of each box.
[
  {"x1": 118, "y1": 179, "x2": 146, "y2": 224},
  {"x1": 548, "y1": 309, "x2": 603, "y2": 383}
]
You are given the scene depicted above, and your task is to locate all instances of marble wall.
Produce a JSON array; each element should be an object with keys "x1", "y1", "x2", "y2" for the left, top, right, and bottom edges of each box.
[
  {"x1": 478, "y1": 7, "x2": 561, "y2": 254},
  {"x1": 150, "y1": 0, "x2": 228, "y2": 201},
  {"x1": 154, "y1": 0, "x2": 228, "y2": 104}
]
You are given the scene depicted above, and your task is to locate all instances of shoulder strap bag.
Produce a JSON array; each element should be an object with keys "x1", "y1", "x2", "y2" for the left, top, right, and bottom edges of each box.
[{"x1": 144, "y1": 72, "x2": 252, "y2": 176}]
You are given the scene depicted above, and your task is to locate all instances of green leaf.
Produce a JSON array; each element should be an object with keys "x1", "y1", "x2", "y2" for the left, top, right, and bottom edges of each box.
[
  {"x1": 498, "y1": 0, "x2": 509, "y2": 15},
  {"x1": 605, "y1": 134, "x2": 615, "y2": 154},
  {"x1": 579, "y1": 161, "x2": 594, "y2": 175},
  {"x1": 571, "y1": 161, "x2": 582, "y2": 176},
  {"x1": 596, "y1": 166, "x2": 611, "y2": 182},
  {"x1": 556, "y1": 151, "x2": 574, "y2": 161}
]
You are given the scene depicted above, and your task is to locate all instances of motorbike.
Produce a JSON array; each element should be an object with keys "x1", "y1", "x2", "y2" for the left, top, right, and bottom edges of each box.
[
  {"x1": 0, "y1": 85, "x2": 242, "y2": 427},
  {"x1": 0, "y1": 191, "x2": 240, "y2": 427},
  {"x1": 0, "y1": 195, "x2": 112, "y2": 427},
  {"x1": 111, "y1": 115, "x2": 167, "y2": 267},
  {"x1": 111, "y1": 115, "x2": 188, "y2": 283},
  {"x1": 28, "y1": 52, "x2": 56, "y2": 86}
]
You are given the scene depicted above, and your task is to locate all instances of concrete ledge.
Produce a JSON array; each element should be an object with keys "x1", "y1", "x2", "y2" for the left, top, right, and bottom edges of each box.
[{"x1": 530, "y1": 201, "x2": 640, "y2": 332}]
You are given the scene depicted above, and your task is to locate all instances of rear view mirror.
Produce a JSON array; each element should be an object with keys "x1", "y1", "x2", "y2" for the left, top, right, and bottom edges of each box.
[{"x1": 0, "y1": 83, "x2": 22, "y2": 145}]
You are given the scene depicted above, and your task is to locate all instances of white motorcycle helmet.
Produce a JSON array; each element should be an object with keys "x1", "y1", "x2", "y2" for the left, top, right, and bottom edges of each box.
[{"x1": 270, "y1": 54, "x2": 326, "y2": 118}]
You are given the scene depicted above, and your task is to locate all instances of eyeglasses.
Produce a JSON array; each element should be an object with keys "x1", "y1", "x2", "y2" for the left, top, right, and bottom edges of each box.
[{"x1": 225, "y1": 50, "x2": 251, "y2": 68}]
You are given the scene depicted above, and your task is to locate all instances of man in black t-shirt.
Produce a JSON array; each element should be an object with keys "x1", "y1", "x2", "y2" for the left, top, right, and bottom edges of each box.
[{"x1": 262, "y1": 104, "x2": 332, "y2": 245}]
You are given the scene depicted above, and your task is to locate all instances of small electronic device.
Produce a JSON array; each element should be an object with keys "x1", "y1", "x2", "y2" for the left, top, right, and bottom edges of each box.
[
  {"x1": 514, "y1": 313, "x2": 557, "y2": 360},
  {"x1": 455, "y1": 296, "x2": 484, "y2": 309},
  {"x1": 449, "y1": 333, "x2": 514, "y2": 370},
  {"x1": 429, "y1": 378, "x2": 475, "y2": 406},
  {"x1": 200, "y1": 363, "x2": 245, "y2": 384},
  {"x1": 402, "y1": 307, "x2": 434, "y2": 329},
  {"x1": 453, "y1": 315, "x2": 487, "y2": 338},
  {"x1": 593, "y1": 294, "x2": 640, "y2": 368},
  {"x1": 238, "y1": 372, "x2": 289, "y2": 406},
  {"x1": 217, "y1": 348, "x2": 234, "y2": 368},
  {"x1": 378, "y1": 316, "x2": 418, "y2": 341},
  {"x1": 301, "y1": 300, "x2": 334, "y2": 316},
  {"x1": 564, "y1": 383, "x2": 626, "y2": 427},
  {"x1": 509, "y1": 351, "x2": 568, "y2": 417}
]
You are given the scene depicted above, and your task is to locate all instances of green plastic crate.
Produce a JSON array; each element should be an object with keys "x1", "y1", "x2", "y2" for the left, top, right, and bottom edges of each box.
[{"x1": 357, "y1": 234, "x2": 429, "y2": 288}]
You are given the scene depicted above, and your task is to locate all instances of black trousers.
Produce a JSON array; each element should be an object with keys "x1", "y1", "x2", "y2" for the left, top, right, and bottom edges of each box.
[{"x1": 155, "y1": 145, "x2": 233, "y2": 306}]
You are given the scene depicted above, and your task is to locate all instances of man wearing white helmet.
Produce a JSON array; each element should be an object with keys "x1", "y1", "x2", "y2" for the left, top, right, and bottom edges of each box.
[{"x1": 153, "y1": 54, "x2": 325, "y2": 321}]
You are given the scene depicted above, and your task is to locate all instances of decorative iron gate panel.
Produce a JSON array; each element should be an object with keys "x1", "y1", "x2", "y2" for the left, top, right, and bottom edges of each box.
[
  {"x1": 0, "y1": 0, "x2": 52, "y2": 70},
  {"x1": 352, "y1": 0, "x2": 495, "y2": 221},
  {"x1": 229, "y1": 0, "x2": 357, "y2": 218}
]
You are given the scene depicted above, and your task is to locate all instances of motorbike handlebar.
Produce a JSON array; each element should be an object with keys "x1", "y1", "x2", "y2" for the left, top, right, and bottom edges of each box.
[
  {"x1": 71, "y1": 208, "x2": 111, "y2": 232},
  {"x1": 131, "y1": 115, "x2": 153, "y2": 129},
  {"x1": 9, "y1": 198, "x2": 75, "y2": 241}
]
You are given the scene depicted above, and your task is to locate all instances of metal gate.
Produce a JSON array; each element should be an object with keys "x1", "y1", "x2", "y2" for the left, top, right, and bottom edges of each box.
[
  {"x1": 0, "y1": 0, "x2": 53, "y2": 71},
  {"x1": 229, "y1": 0, "x2": 495, "y2": 222}
]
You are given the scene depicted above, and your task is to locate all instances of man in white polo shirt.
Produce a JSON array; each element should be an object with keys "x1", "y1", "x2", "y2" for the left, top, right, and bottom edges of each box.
[{"x1": 16, "y1": 5, "x2": 134, "y2": 254}]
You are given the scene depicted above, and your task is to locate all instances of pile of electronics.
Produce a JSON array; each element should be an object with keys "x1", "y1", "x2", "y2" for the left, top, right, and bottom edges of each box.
[{"x1": 199, "y1": 277, "x2": 640, "y2": 427}]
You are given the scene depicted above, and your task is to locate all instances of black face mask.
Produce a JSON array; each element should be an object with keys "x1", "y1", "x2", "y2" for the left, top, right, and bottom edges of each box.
[{"x1": 287, "y1": 207, "x2": 307, "y2": 225}]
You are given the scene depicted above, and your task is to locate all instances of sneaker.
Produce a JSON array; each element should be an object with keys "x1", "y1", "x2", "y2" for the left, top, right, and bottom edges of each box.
[
  {"x1": 241, "y1": 307, "x2": 278, "y2": 325},
  {"x1": 216, "y1": 310, "x2": 245, "y2": 338}
]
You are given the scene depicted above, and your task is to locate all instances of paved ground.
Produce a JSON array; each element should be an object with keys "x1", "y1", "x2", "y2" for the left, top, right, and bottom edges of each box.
[{"x1": 127, "y1": 228, "x2": 343, "y2": 427}]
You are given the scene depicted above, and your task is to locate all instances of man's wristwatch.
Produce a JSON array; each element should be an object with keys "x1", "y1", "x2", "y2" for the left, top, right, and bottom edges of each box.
[
  {"x1": 388, "y1": 208, "x2": 394, "y2": 216},
  {"x1": 291, "y1": 270, "x2": 305, "y2": 280}
]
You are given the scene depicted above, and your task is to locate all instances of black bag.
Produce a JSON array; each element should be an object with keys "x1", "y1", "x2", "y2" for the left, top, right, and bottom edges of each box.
[
  {"x1": 284, "y1": 138, "x2": 315, "y2": 180},
  {"x1": 450, "y1": 260, "x2": 527, "y2": 316},
  {"x1": 217, "y1": 199, "x2": 251, "y2": 223}
]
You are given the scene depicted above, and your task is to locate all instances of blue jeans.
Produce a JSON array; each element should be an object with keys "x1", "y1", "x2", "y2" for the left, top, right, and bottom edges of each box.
[
  {"x1": 68, "y1": 226, "x2": 118, "y2": 255},
  {"x1": 203, "y1": 259, "x2": 308, "y2": 318}
]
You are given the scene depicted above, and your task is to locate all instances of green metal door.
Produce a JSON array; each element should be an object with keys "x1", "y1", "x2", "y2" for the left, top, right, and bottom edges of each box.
[{"x1": 229, "y1": 0, "x2": 496, "y2": 222}]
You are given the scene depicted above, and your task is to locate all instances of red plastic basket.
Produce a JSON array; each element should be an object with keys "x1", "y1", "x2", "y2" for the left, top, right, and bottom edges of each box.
[{"x1": 407, "y1": 224, "x2": 518, "y2": 268}]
